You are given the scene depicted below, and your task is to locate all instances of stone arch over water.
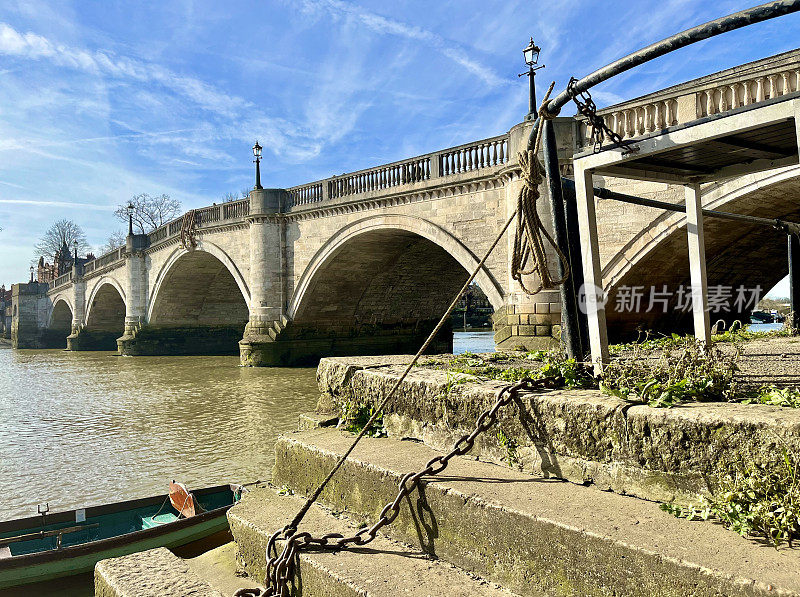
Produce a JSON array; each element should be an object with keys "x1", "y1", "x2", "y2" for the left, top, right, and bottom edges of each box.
[
  {"x1": 144, "y1": 248, "x2": 250, "y2": 355},
  {"x1": 46, "y1": 298, "x2": 73, "y2": 348},
  {"x1": 286, "y1": 215, "x2": 502, "y2": 361},
  {"x1": 82, "y1": 280, "x2": 127, "y2": 350}
]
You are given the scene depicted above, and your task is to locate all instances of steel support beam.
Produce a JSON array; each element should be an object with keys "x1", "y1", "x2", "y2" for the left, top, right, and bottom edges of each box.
[
  {"x1": 790, "y1": 234, "x2": 800, "y2": 331},
  {"x1": 685, "y1": 184, "x2": 711, "y2": 344},
  {"x1": 575, "y1": 167, "x2": 609, "y2": 372}
]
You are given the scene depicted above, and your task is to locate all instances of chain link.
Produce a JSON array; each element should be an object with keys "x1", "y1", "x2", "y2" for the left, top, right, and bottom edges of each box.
[
  {"x1": 236, "y1": 376, "x2": 558, "y2": 597},
  {"x1": 567, "y1": 77, "x2": 633, "y2": 154}
]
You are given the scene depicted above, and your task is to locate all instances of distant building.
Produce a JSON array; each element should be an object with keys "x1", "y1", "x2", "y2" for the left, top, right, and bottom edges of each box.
[
  {"x1": 0, "y1": 285, "x2": 11, "y2": 338},
  {"x1": 36, "y1": 242, "x2": 95, "y2": 284}
]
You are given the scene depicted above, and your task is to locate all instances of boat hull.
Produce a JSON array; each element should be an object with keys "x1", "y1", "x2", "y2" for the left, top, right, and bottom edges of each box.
[{"x1": 0, "y1": 485, "x2": 238, "y2": 589}]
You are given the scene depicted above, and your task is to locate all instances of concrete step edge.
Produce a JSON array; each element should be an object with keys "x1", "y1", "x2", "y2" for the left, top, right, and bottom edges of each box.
[
  {"x1": 227, "y1": 484, "x2": 520, "y2": 597},
  {"x1": 95, "y1": 547, "x2": 223, "y2": 597},
  {"x1": 272, "y1": 428, "x2": 800, "y2": 597}
]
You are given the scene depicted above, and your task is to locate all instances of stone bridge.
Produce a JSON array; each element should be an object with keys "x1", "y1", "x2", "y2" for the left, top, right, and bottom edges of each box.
[{"x1": 10, "y1": 49, "x2": 800, "y2": 362}]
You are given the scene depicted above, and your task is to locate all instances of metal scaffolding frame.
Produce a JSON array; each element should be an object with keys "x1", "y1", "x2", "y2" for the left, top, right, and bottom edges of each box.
[{"x1": 571, "y1": 96, "x2": 800, "y2": 372}]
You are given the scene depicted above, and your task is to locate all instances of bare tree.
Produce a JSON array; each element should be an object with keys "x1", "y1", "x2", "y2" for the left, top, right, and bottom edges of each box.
[
  {"x1": 35, "y1": 219, "x2": 90, "y2": 259},
  {"x1": 221, "y1": 189, "x2": 250, "y2": 203},
  {"x1": 98, "y1": 229, "x2": 126, "y2": 255},
  {"x1": 114, "y1": 193, "x2": 182, "y2": 234}
]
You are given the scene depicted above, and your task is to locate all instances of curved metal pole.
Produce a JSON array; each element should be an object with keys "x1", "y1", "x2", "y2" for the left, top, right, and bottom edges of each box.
[{"x1": 528, "y1": 0, "x2": 800, "y2": 149}]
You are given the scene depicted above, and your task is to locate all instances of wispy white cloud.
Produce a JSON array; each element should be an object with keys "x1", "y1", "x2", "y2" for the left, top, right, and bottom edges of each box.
[
  {"x1": 295, "y1": 0, "x2": 509, "y2": 88},
  {"x1": 0, "y1": 22, "x2": 248, "y2": 117},
  {"x1": 0, "y1": 199, "x2": 113, "y2": 210}
]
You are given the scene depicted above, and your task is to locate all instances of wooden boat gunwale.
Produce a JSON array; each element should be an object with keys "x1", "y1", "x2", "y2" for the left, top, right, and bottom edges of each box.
[{"x1": 0, "y1": 484, "x2": 239, "y2": 571}]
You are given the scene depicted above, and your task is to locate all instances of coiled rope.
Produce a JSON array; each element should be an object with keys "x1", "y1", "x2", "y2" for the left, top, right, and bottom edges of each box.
[
  {"x1": 234, "y1": 82, "x2": 568, "y2": 597},
  {"x1": 511, "y1": 82, "x2": 570, "y2": 294}
]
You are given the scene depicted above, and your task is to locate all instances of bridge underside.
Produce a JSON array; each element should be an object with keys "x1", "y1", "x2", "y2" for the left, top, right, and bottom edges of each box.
[
  {"x1": 606, "y1": 176, "x2": 800, "y2": 340},
  {"x1": 70, "y1": 284, "x2": 126, "y2": 350},
  {"x1": 242, "y1": 229, "x2": 476, "y2": 366},
  {"x1": 40, "y1": 300, "x2": 72, "y2": 349},
  {"x1": 121, "y1": 251, "x2": 249, "y2": 356}
]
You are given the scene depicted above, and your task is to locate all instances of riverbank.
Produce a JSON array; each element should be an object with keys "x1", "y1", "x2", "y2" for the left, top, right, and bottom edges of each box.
[
  {"x1": 315, "y1": 351, "x2": 800, "y2": 505},
  {"x1": 96, "y1": 344, "x2": 800, "y2": 596}
]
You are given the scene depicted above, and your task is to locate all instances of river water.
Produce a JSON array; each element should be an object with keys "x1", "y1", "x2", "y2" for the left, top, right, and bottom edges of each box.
[{"x1": 0, "y1": 331, "x2": 495, "y2": 524}]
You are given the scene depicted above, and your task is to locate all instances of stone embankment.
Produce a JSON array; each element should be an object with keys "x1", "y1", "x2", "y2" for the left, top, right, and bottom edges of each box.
[
  {"x1": 95, "y1": 354, "x2": 800, "y2": 596},
  {"x1": 316, "y1": 354, "x2": 800, "y2": 504}
]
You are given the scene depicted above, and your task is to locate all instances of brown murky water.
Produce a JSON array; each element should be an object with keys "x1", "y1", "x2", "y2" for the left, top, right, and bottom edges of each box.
[
  {"x1": 0, "y1": 332, "x2": 492, "y2": 595},
  {"x1": 0, "y1": 349, "x2": 319, "y2": 523}
]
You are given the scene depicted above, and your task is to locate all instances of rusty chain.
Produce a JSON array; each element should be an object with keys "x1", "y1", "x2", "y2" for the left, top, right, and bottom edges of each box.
[
  {"x1": 233, "y1": 375, "x2": 559, "y2": 597},
  {"x1": 567, "y1": 77, "x2": 631, "y2": 154}
]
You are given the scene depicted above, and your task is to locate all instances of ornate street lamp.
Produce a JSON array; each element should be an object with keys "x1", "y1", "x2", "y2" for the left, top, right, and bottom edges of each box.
[
  {"x1": 73, "y1": 239, "x2": 78, "y2": 261},
  {"x1": 519, "y1": 37, "x2": 545, "y2": 121},
  {"x1": 29, "y1": 265, "x2": 34, "y2": 283},
  {"x1": 127, "y1": 201, "x2": 134, "y2": 235},
  {"x1": 253, "y1": 141, "x2": 263, "y2": 190}
]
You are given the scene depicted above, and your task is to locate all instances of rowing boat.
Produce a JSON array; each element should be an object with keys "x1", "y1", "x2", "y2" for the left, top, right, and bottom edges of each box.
[{"x1": 0, "y1": 482, "x2": 243, "y2": 589}]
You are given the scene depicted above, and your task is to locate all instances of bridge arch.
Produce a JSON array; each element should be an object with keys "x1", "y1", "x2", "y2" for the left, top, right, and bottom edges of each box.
[
  {"x1": 46, "y1": 297, "x2": 73, "y2": 348},
  {"x1": 148, "y1": 241, "x2": 250, "y2": 320},
  {"x1": 602, "y1": 165, "x2": 800, "y2": 338},
  {"x1": 286, "y1": 215, "x2": 503, "y2": 358},
  {"x1": 83, "y1": 279, "x2": 127, "y2": 349},
  {"x1": 48, "y1": 297, "x2": 73, "y2": 330},
  {"x1": 145, "y1": 243, "x2": 250, "y2": 355},
  {"x1": 289, "y1": 214, "x2": 504, "y2": 320}
]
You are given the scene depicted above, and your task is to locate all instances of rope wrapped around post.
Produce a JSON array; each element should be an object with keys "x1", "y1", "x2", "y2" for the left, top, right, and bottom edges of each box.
[{"x1": 511, "y1": 82, "x2": 570, "y2": 295}]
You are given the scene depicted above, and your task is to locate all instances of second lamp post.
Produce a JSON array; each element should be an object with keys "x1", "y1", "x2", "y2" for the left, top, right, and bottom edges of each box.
[{"x1": 520, "y1": 37, "x2": 545, "y2": 121}]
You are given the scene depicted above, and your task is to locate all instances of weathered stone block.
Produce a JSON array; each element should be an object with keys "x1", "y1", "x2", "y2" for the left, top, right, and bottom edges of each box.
[{"x1": 315, "y1": 356, "x2": 800, "y2": 505}]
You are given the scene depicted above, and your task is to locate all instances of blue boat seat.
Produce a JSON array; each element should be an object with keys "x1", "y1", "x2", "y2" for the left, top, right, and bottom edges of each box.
[{"x1": 140, "y1": 512, "x2": 179, "y2": 529}]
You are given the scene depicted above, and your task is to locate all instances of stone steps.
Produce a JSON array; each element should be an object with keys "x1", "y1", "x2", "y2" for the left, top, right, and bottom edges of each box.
[
  {"x1": 95, "y1": 543, "x2": 263, "y2": 597},
  {"x1": 95, "y1": 547, "x2": 224, "y2": 597},
  {"x1": 228, "y1": 485, "x2": 519, "y2": 596},
  {"x1": 271, "y1": 427, "x2": 800, "y2": 597}
]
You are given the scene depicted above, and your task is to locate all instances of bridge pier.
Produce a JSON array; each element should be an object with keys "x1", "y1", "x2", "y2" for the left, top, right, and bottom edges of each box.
[
  {"x1": 11, "y1": 282, "x2": 55, "y2": 348},
  {"x1": 65, "y1": 271, "x2": 86, "y2": 350},
  {"x1": 240, "y1": 188, "x2": 288, "y2": 366},
  {"x1": 492, "y1": 121, "x2": 565, "y2": 353},
  {"x1": 117, "y1": 233, "x2": 149, "y2": 355}
]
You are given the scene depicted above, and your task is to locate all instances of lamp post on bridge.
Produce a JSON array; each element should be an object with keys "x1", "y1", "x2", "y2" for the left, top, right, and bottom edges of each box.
[
  {"x1": 519, "y1": 37, "x2": 545, "y2": 121},
  {"x1": 73, "y1": 240, "x2": 78, "y2": 262},
  {"x1": 253, "y1": 141, "x2": 263, "y2": 190},
  {"x1": 29, "y1": 265, "x2": 34, "y2": 283},
  {"x1": 126, "y1": 201, "x2": 134, "y2": 236}
]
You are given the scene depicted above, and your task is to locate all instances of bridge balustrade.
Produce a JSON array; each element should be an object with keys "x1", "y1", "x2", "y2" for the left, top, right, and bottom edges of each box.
[
  {"x1": 148, "y1": 225, "x2": 168, "y2": 244},
  {"x1": 222, "y1": 199, "x2": 249, "y2": 219},
  {"x1": 585, "y1": 51, "x2": 800, "y2": 145},
  {"x1": 196, "y1": 205, "x2": 221, "y2": 225},
  {"x1": 438, "y1": 135, "x2": 508, "y2": 176},
  {"x1": 49, "y1": 272, "x2": 72, "y2": 290},
  {"x1": 288, "y1": 182, "x2": 324, "y2": 206},
  {"x1": 283, "y1": 133, "x2": 509, "y2": 208}
]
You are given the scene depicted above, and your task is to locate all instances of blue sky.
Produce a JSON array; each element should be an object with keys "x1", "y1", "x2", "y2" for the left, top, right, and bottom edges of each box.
[{"x1": 0, "y1": 0, "x2": 798, "y2": 295}]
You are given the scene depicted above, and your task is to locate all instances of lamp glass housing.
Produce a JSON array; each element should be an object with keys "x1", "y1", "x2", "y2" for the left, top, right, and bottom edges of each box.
[
  {"x1": 523, "y1": 38, "x2": 540, "y2": 66},
  {"x1": 253, "y1": 141, "x2": 262, "y2": 159}
]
